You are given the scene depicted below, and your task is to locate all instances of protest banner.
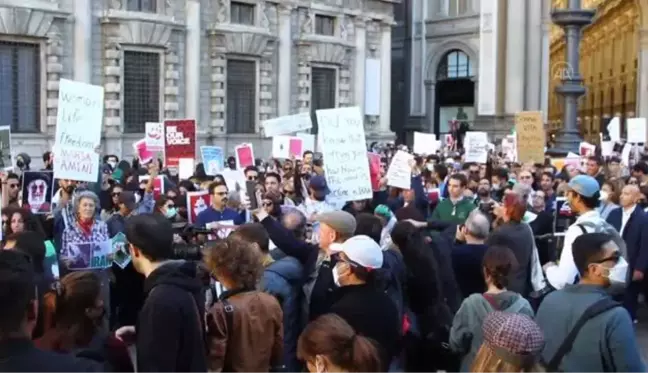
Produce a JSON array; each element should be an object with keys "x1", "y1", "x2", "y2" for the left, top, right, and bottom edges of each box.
[
  {"x1": 515, "y1": 111, "x2": 545, "y2": 164},
  {"x1": 386, "y1": 150, "x2": 414, "y2": 190},
  {"x1": 53, "y1": 79, "x2": 104, "y2": 182},
  {"x1": 164, "y1": 119, "x2": 196, "y2": 168},
  {"x1": 133, "y1": 139, "x2": 155, "y2": 164},
  {"x1": 464, "y1": 132, "x2": 489, "y2": 163},
  {"x1": 0, "y1": 126, "x2": 12, "y2": 170},
  {"x1": 272, "y1": 136, "x2": 303, "y2": 159},
  {"x1": 145, "y1": 122, "x2": 164, "y2": 151},
  {"x1": 187, "y1": 190, "x2": 211, "y2": 224},
  {"x1": 21, "y1": 171, "x2": 54, "y2": 214},
  {"x1": 201, "y1": 146, "x2": 224, "y2": 176},
  {"x1": 262, "y1": 112, "x2": 313, "y2": 137},
  {"x1": 316, "y1": 106, "x2": 372, "y2": 202},
  {"x1": 627, "y1": 118, "x2": 647, "y2": 144},
  {"x1": 368, "y1": 152, "x2": 381, "y2": 191}
]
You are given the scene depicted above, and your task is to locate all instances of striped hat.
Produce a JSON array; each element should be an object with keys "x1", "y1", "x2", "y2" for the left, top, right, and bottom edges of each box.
[{"x1": 482, "y1": 311, "x2": 545, "y2": 366}]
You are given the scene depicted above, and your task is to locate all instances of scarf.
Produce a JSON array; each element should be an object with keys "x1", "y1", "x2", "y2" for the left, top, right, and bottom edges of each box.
[{"x1": 77, "y1": 217, "x2": 94, "y2": 236}]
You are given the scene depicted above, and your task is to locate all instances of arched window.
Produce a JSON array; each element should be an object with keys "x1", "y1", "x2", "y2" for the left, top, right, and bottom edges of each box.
[{"x1": 436, "y1": 50, "x2": 473, "y2": 80}]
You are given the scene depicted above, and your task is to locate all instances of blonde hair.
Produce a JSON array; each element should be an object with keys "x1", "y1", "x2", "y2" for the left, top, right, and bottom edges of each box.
[{"x1": 470, "y1": 344, "x2": 545, "y2": 373}]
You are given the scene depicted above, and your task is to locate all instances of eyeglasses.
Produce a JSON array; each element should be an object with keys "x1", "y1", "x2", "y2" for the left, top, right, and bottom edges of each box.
[
  {"x1": 166, "y1": 204, "x2": 176, "y2": 209},
  {"x1": 112, "y1": 192, "x2": 121, "y2": 197},
  {"x1": 593, "y1": 251, "x2": 621, "y2": 264}
]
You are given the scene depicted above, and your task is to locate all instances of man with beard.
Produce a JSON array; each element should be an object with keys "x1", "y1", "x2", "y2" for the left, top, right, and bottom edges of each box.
[
  {"x1": 2, "y1": 172, "x2": 21, "y2": 208},
  {"x1": 195, "y1": 181, "x2": 245, "y2": 228}
]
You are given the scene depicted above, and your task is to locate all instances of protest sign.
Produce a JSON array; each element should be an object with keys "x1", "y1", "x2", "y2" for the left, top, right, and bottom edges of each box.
[
  {"x1": 179, "y1": 158, "x2": 195, "y2": 180},
  {"x1": 21, "y1": 171, "x2": 54, "y2": 214},
  {"x1": 386, "y1": 150, "x2": 414, "y2": 190},
  {"x1": 138, "y1": 175, "x2": 165, "y2": 199},
  {"x1": 296, "y1": 133, "x2": 316, "y2": 153},
  {"x1": 501, "y1": 135, "x2": 517, "y2": 162},
  {"x1": 579, "y1": 142, "x2": 596, "y2": 157},
  {"x1": 145, "y1": 122, "x2": 164, "y2": 151},
  {"x1": 206, "y1": 220, "x2": 236, "y2": 239},
  {"x1": 464, "y1": 131, "x2": 489, "y2": 163},
  {"x1": 316, "y1": 106, "x2": 372, "y2": 202},
  {"x1": 187, "y1": 190, "x2": 211, "y2": 224},
  {"x1": 601, "y1": 141, "x2": 614, "y2": 157},
  {"x1": 61, "y1": 240, "x2": 114, "y2": 270},
  {"x1": 627, "y1": 118, "x2": 647, "y2": 144},
  {"x1": 0, "y1": 126, "x2": 12, "y2": 170},
  {"x1": 133, "y1": 139, "x2": 155, "y2": 164},
  {"x1": 235, "y1": 144, "x2": 254, "y2": 169},
  {"x1": 607, "y1": 117, "x2": 620, "y2": 142},
  {"x1": 262, "y1": 112, "x2": 313, "y2": 137},
  {"x1": 272, "y1": 136, "x2": 303, "y2": 159},
  {"x1": 413, "y1": 132, "x2": 437, "y2": 155},
  {"x1": 515, "y1": 111, "x2": 545, "y2": 164},
  {"x1": 54, "y1": 79, "x2": 103, "y2": 182},
  {"x1": 368, "y1": 152, "x2": 381, "y2": 191},
  {"x1": 164, "y1": 119, "x2": 196, "y2": 168},
  {"x1": 111, "y1": 233, "x2": 131, "y2": 269},
  {"x1": 201, "y1": 146, "x2": 224, "y2": 176}
]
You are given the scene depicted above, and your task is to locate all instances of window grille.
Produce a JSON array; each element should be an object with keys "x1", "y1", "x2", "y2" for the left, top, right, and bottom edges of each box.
[
  {"x1": 231, "y1": 2, "x2": 255, "y2": 25},
  {"x1": 226, "y1": 60, "x2": 256, "y2": 134},
  {"x1": 123, "y1": 51, "x2": 160, "y2": 133},
  {"x1": 310, "y1": 67, "x2": 337, "y2": 135},
  {"x1": 436, "y1": 50, "x2": 472, "y2": 80},
  {"x1": 315, "y1": 15, "x2": 336, "y2": 36},
  {"x1": 127, "y1": 0, "x2": 157, "y2": 12},
  {"x1": 0, "y1": 41, "x2": 40, "y2": 133}
]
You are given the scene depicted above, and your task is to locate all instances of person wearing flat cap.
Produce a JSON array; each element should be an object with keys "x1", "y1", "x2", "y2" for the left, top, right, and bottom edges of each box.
[
  {"x1": 328, "y1": 235, "x2": 401, "y2": 371},
  {"x1": 254, "y1": 206, "x2": 356, "y2": 323}
]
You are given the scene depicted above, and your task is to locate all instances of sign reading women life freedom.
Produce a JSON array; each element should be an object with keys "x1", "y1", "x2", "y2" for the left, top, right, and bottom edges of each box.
[{"x1": 54, "y1": 79, "x2": 104, "y2": 182}]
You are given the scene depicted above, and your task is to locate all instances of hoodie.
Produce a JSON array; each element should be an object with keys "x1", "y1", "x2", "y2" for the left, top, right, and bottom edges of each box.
[
  {"x1": 262, "y1": 257, "x2": 305, "y2": 372},
  {"x1": 449, "y1": 291, "x2": 534, "y2": 372},
  {"x1": 136, "y1": 260, "x2": 207, "y2": 372}
]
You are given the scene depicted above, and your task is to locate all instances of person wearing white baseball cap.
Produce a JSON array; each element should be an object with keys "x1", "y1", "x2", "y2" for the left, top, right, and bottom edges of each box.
[{"x1": 327, "y1": 235, "x2": 401, "y2": 371}]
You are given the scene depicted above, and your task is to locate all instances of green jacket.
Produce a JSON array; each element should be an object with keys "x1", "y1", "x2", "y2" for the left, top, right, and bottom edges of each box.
[{"x1": 431, "y1": 197, "x2": 476, "y2": 224}]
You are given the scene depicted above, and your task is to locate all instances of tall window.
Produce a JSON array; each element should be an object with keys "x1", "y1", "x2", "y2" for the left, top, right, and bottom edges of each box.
[
  {"x1": 230, "y1": 2, "x2": 255, "y2": 25},
  {"x1": 123, "y1": 51, "x2": 160, "y2": 133},
  {"x1": 436, "y1": 50, "x2": 473, "y2": 80},
  {"x1": 310, "y1": 67, "x2": 337, "y2": 134},
  {"x1": 226, "y1": 60, "x2": 256, "y2": 134},
  {"x1": 448, "y1": 0, "x2": 470, "y2": 17},
  {"x1": 127, "y1": 0, "x2": 156, "y2": 12},
  {"x1": 315, "y1": 15, "x2": 336, "y2": 36},
  {"x1": 0, "y1": 41, "x2": 40, "y2": 133}
]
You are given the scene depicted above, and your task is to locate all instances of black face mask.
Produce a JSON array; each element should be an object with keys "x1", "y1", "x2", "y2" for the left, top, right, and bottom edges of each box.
[{"x1": 16, "y1": 160, "x2": 24, "y2": 169}]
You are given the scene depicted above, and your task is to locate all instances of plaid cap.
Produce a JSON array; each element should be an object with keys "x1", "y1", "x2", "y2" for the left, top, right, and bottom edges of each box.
[{"x1": 482, "y1": 311, "x2": 544, "y2": 360}]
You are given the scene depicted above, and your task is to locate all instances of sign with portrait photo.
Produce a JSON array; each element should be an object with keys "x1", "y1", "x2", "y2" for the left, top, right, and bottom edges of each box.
[
  {"x1": 187, "y1": 190, "x2": 211, "y2": 225},
  {"x1": 21, "y1": 171, "x2": 54, "y2": 214}
]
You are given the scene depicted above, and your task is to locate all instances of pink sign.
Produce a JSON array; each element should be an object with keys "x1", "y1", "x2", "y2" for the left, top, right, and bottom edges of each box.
[
  {"x1": 288, "y1": 138, "x2": 303, "y2": 159},
  {"x1": 235, "y1": 144, "x2": 254, "y2": 169},
  {"x1": 134, "y1": 139, "x2": 154, "y2": 164}
]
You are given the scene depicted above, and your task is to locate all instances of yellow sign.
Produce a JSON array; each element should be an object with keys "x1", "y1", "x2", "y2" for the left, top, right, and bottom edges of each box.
[{"x1": 515, "y1": 111, "x2": 546, "y2": 164}]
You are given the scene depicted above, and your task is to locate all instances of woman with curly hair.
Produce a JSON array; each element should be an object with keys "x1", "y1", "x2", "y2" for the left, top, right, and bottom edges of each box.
[
  {"x1": 2, "y1": 206, "x2": 45, "y2": 237},
  {"x1": 204, "y1": 235, "x2": 284, "y2": 372}
]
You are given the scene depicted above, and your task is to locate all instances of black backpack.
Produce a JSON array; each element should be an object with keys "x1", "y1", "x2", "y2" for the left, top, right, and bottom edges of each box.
[{"x1": 544, "y1": 298, "x2": 621, "y2": 371}]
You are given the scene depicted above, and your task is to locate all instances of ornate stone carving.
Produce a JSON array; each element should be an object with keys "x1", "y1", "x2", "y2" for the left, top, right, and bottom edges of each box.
[
  {"x1": 217, "y1": 0, "x2": 229, "y2": 23},
  {"x1": 260, "y1": 1, "x2": 271, "y2": 29},
  {"x1": 300, "y1": 9, "x2": 313, "y2": 35}
]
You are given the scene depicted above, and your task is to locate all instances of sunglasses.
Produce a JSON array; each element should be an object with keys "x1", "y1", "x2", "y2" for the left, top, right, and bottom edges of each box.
[
  {"x1": 593, "y1": 251, "x2": 621, "y2": 264},
  {"x1": 112, "y1": 192, "x2": 121, "y2": 197},
  {"x1": 262, "y1": 202, "x2": 273, "y2": 207},
  {"x1": 166, "y1": 204, "x2": 176, "y2": 209},
  {"x1": 247, "y1": 176, "x2": 257, "y2": 181}
]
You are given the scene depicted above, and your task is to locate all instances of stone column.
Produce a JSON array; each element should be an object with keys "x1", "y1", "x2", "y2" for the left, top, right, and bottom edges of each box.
[
  {"x1": 354, "y1": 17, "x2": 367, "y2": 116},
  {"x1": 540, "y1": 22, "x2": 551, "y2": 123},
  {"x1": 424, "y1": 80, "x2": 435, "y2": 133},
  {"x1": 277, "y1": 4, "x2": 293, "y2": 117},
  {"x1": 525, "y1": 0, "x2": 542, "y2": 111},
  {"x1": 637, "y1": 29, "x2": 648, "y2": 120},
  {"x1": 379, "y1": 21, "x2": 392, "y2": 134},
  {"x1": 185, "y1": 0, "x2": 201, "y2": 121},
  {"x1": 505, "y1": 0, "x2": 526, "y2": 114},
  {"x1": 73, "y1": 0, "x2": 91, "y2": 83}
]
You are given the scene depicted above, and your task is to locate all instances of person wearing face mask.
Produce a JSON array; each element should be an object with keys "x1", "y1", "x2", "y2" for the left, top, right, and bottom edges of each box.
[
  {"x1": 36, "y1": 271, "x2": 133, "y2": 372},
  {"x1": 15, "y1": 152, "x2": 31, "y2": 172},
  {"x1": 327, "y1": 235, "x2": 400, "y2": 371},
  {"x1": 536, "y1": 233, "x2": 645, "y2": 372}
]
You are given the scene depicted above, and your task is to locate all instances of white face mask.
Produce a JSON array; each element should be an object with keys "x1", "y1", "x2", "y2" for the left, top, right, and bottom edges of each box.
[
  {"x1": 426, "y1": 163, "x2": 434, "y2": 171},
  {"x1": 332, "y1": 263, "x2": 342, "y2": 287},
  {"x1": 599, "y1": 190, "x2": 609, "y2": 202},
  {"x1": 107, "y1": 161, "x2": 117, "y2": 169},
  {"x1": 603, "y1": 256, "x2": 628, "y2": 285}
]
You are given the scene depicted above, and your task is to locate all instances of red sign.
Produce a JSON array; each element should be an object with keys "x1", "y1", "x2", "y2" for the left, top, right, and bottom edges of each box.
[
  {"x1": 139, "y1": 175, "x2": 165, "y2": 199},
  {"x1": 186, "y1": 191, "x2": 211, "y2": 224},
  {"x1": 134, "y1": 139, "x2": 154, "y2": 164},
  {"x1": 368, "y1": 152, "x2": 381, "y2": 191},
  {"x1": 164, "y1": 119, "x2": 196, "y2": 168},
  {"x1": 235, "y1": 144, "x2": 254, "y2": 169}
]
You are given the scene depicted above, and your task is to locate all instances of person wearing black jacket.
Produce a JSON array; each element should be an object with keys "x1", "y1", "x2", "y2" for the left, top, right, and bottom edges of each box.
[
  {"x1": 0, "y1": 250, "x2": 103, "y2": 372},
  {"x1": 119, "y1": 214, "x2": 207, "y2": 372},
  {"x1": 256, "y1": 209, "x2": 357, "y2": 322}
]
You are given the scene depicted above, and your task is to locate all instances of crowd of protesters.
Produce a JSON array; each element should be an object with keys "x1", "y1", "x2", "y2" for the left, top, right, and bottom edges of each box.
[{"x1": 0, "y1": 143, "x2": 647, "y2": 372}]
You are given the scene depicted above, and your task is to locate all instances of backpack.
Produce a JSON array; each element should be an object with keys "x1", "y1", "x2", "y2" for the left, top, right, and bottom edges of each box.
[
  {"x1": 544, "y1": 298, "x2": 621, "y2": 371},
  {"x1": 577, "y1": 221, "x2": 627, "y2": 259}
]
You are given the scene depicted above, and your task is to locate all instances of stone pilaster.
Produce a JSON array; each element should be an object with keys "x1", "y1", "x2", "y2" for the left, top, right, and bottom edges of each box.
[
  {"x1": 163, "y1": 46, "x2": 180, "y2": 119},
  {"x1": 208, "y1": 33, "x2": 227, "y2": 133},
  {"x1": 45, "y1": 28, "x2": 63, "y2": 130}
]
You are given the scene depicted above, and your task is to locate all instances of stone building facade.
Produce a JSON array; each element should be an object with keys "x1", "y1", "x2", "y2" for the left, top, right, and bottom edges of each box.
[
  {"x1": 393, "y1": 0, "x2": 552, "y2": 143},
  {"x1": 0, "y1": 0, "x2": 397, "y2": 165}
]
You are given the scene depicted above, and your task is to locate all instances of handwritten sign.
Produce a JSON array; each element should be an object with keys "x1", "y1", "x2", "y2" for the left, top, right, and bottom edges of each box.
[
  {"x1": 201, "y1": 146, "x2": 224, "y2": 176},
  {"x1": 54, "y1": 79, "x2": 104, "y2": 182},
  {"x1": 262, "y1": 112, "x2": 313, "y2": 137},
  {"x1": 515, "y1": 111, "x2": 545, "y2": 164},
  {"x1": 627, "y1": 118, "x2": 647, "y2": 144},
  {"x1": 386, "y1": 150, "x2": 413, "y2": 190},
  {"x1": 316, "y1": 106, "x2": 372, "y2": 202},
  {"x1": 464, "y1": 131, "x2": 489, "y2": 163}
]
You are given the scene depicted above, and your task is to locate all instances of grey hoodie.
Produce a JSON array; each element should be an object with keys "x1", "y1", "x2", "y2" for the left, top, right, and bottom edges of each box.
[{"x1": 449, "y1": 291, "x2": 534, "y2": 372}]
